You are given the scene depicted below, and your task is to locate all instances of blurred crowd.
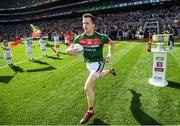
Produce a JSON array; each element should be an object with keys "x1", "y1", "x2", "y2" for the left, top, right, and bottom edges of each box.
[
  {"x1": 0, "y1": 6, "x2": 179, "y2": 41},
  {"x1": 0, "y1": 0, "x2": 56, "y2": 8},
  {"x1": 0, "y1": 0, "x2": 138, "y2": 8}
]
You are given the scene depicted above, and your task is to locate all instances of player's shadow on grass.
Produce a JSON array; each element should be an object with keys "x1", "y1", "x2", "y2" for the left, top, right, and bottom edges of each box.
[
  {"x1": 89, "y1": 118, "x2": 110, "y2": 125},
  {"x1": 31, "y1": 59, "x2": 49, "y2": 65},
  {"x1": 129, "y1": 89, "x2": 162, "y2": 125},
  {"x1": 60, "y1": 52, "x2": 68, "y2": 55},
  {"x1": 45, "y1": 43, "x2": 54, "y2": 48},
  {"x1": 11, "y1": 65, "x2": 25, "y2": 73},
  {"x1": 0, "y1": 65, "x2": 25, "y2": 84},
  {"x1": 0, "y1": 76, "x2": 14, "y2": 84},
  {"x1": 167, "y1": 81, "x2": 180, "y2": 89},
  {"x1": 46, "y1": 56, "x2": 63, "y2": 60},
  {"x1": 26, "y1": 66, "x2": 56, "y2": 72}
]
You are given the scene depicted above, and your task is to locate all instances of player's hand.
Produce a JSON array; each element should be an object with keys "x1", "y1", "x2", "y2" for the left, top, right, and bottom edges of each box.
[
  {"x1": 66, "y1": 47, "x2": 80, "y2": 55},
  {"x1": 104, "y1": 56, "x2": 111, "y2": 63},
  {"x1": 69, "y1": 43, "x2": 74, "y2": 48}
]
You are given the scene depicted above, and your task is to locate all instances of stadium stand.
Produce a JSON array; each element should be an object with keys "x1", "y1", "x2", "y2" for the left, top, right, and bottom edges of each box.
[{"x1": 0, "y1": 0, "x2": 179, "y2": 41}]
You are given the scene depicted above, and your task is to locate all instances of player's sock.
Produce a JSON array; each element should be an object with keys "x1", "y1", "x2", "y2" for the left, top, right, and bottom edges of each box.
[
  {"x1": 42, "y1": 51, "x2": 46, "y2": 56},
  {"x1": 57, "y1": 53, "x2": 59, "y2": 58},
  {"x1": 87, "y1": 106, "x2": 94, "y2": 113},
  {"x1": 28, "y1": 54, "x2": 32, "y2": 60},
  {"x1": 7, "y1": 60, "x2": 11, "y2": 66},
  {"x1": 56, "y1": 48, "x2": 60, "y2": 53},
  {"x1": 7, "y1": 59, "x2": 12, "y2": 65},
  {"x1": 80, "y1": 106, "x2": 94, "y2": 124}
]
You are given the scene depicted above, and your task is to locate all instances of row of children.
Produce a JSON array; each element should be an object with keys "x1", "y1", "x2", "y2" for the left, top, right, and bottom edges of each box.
[{"x1": 1, "y1": 36, "x2": 61, "y2": 67}]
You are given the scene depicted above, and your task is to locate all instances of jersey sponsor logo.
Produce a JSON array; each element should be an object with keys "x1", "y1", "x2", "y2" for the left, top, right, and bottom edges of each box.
[
  {"x1": 156, "y1": 57, "x2": 164, "y2": 61},
  {"x1": 85, "y1": 48, "x2": 97, "y2": 52},
  {"x1": 157, "y1": 62, "x2": 163, "y2": 67},
  {"x1": 80, "y1": 38, "x2": 102, "y2": 46},
  {"x1": 155, "y1": 67, "x2": 164, "y2": 72}
]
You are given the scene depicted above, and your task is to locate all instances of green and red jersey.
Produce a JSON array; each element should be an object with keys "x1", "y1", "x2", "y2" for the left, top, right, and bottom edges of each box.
[{"x1": 73, "y1": 32, "x2": 111, "y2": 62}]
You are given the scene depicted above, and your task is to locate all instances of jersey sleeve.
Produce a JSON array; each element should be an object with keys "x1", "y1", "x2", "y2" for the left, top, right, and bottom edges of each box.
[
  {"x1": 2, "y1": 45, "x2": 5, "y2": 50},
  {"x1": 73, "y1": 35, "x2": 81, "y2": 44},
  {"x1": 101, "y1": 34, "x2": 112, "y2": 44}
]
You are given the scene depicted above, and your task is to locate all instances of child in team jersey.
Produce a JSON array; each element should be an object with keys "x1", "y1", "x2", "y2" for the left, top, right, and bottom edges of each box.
[
  {"x1": 25, "y1": 38, "x2": 33, "y2": 60},
  {"x1": 54, "y1": 33, "x2": 60, "y2": 53},
  {"x1": 1, "y1": 40, "x2": 13, "y2": 67},
  {"x1": 168, "y1": 35, "x2": 174, "y2": 53},
  {"x1": 39, "y1": 36, "x2": 47, "y2": 57}
]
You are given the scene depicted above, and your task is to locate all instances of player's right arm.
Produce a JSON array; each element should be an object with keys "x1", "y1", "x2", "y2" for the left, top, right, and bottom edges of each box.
[
  {"x1": 66, "y1": 44, "x2": 80, "y2": 56},
  {"x1": 66, "y1": 35, "x2": 81, "y2": 56},
  {"x1": 1, "y1": 46, "x2": 5, "y2": 50}
]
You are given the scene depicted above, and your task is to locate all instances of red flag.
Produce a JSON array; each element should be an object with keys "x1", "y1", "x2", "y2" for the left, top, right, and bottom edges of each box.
[{"x1": 11, "y1": 39, "x2": 22, "y2": 47}]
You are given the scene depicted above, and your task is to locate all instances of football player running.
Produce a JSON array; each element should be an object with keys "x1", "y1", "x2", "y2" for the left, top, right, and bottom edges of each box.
[{"x1": 66, "y1": 13, "x2": 116, "y2": 124}]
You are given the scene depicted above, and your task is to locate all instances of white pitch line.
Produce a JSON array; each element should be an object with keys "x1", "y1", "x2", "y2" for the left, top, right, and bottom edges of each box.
[
  {"x1": 0, "y1": 54, "x2": 56, "y2": 69},
  {"x1": 0, "y1": 60, "x2": 27, "y2": 69}
]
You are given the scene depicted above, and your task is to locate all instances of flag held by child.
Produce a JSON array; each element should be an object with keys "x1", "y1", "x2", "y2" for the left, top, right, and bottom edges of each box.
[
  {"x1": 30, "y1": 24, "x2": 42, "y2": 38},
  {"x1": 11, "y1": 39, "x2": 22, "y2": 47}
]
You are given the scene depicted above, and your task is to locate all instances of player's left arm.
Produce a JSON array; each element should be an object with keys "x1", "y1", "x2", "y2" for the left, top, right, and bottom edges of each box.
[{"x1": 105, "y1": 39, "x2": 114, "y2": 63}]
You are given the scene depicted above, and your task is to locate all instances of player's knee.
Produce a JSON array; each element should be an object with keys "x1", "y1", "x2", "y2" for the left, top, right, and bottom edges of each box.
[
  {"x1": 84, "y1": 85, "x2": 89, "y2": 92},
  {"x1": 84, "y1": 86, "x2": 88, "y2": 92},
  {"x1": 84, "y1": 84, "x2": 93, "y2": 92}
]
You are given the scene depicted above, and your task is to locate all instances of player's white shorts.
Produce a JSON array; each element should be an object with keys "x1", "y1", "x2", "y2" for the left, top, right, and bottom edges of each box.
[
  {"x1": 55, "y1": 41, "x2": 60, "y2": 45},
  {"x1": 40, "y1": 43, "x2": 46, "y2": 50},
  {"x1": 65, "y1": 39, "x2": 70, "y2": 44},
  {"x1": 86, "y1": 61, "x2": 105, "y2": 78},
  {"x1": 4, "y1": 51, "x2": 12, "y2": 58},
  {"x1": 26, "y1": 46, "x2": 32, "y2": 53},
  {"x1": 139, "y1": 35, "x2": 144, "y2": 39}
]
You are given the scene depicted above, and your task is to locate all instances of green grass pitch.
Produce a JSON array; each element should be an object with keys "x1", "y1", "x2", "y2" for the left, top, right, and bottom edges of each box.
[{"x1": 0, "y1": 40, "x2": 180, "y2": 125}]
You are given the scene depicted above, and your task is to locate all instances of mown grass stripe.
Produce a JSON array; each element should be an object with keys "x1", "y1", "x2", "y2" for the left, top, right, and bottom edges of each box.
[{"x1": 0, "y1": 42, "x2": 180, "y2": 125}]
